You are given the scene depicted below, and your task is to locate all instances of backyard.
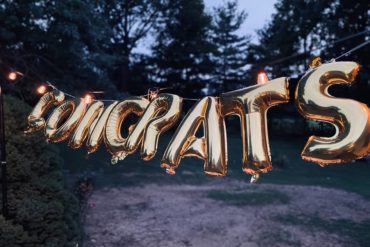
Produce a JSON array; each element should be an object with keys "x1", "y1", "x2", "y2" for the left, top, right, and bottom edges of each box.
[
  {"x1": 60, "y1": 134, "x2": 370, "y2": 247},
  {"x1": 1, "y1": 1, "x2": 370, "y2": 246}
]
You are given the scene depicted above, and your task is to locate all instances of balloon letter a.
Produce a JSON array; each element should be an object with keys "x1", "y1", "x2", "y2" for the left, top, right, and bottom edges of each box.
[
  {"x1": 161, "y1": 97, "x2": 227, "y2": 176},
  {"x1": 221, "y1": 78, "x2": 289, "y2": 175}
]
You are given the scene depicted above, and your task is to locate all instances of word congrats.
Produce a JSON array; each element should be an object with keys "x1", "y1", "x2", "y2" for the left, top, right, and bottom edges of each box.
[{"x1": 25, "y1": 61, "x2": 370, "y2": 176}]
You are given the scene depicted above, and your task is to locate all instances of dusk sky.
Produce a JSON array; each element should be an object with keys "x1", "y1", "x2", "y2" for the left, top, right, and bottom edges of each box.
[
  {"x1": 135, "y1": 0, "x2": 278, "y2": 54},
  {"x1": 204, "y1": 0, "x2": 277, "y2": 41}
]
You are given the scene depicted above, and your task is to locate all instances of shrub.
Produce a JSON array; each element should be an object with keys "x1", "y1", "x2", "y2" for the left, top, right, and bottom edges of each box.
[{"x1": 0, "y1": 96, "x2": 82, "y2": 247}]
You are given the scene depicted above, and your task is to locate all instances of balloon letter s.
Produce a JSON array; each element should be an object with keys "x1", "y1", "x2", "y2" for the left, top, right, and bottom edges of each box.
[{"x1": 296, "y1": 61, "x2": 370, "y2": 165}]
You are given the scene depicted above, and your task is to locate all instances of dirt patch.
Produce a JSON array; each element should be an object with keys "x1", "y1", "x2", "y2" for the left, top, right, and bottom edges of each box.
[{"x1": 84, "y1": 180, "x2": 370, "y2": 247}]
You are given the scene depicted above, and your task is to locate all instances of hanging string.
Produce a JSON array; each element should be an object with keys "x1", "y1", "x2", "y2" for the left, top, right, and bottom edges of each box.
[
  {"x1": 334, "y1": 39, "x2": 370, "y2": 61},
  {"x1": 46, "y1": 81, "x2": 76, "y2": 99},
  {"x1": 255, "y1": 28, "x2": 370, "y2": 66},
  {"x1": 183, "y1": 98, "x2": 201, "y2": 101}
]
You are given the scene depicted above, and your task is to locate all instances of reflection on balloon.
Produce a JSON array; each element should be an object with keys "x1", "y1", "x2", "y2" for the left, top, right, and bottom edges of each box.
[
  {"x1": 105, "y1": 97, "x2": 149, "y2": 164},
  {"x1": 124, "y1": 94, "x2": 179, "y2": 156},
  {"x1": 45, "y1": 99, "x2": 87, "y2": 142},
  {"x1": 24, "y1": 90, "x2": 65, "y2": 134},
  {"x1": 86, "y1": 101, "x2": 118, "y2": 154},
  {"x1": 69, "y1": 101, "x2": 104, "y2": 149},
  {"x1": 221, "y1": 77, "x2": 290, "y2": 175},
  {"x1": 161, "y1": 97, "x2": 227, "y2": 176},
  {"x1": 141, "y1": 94, "x2": 182, "y2": 160},
  {"x1": 295, "y1": 61, "x2": 370, "y2": 165}
]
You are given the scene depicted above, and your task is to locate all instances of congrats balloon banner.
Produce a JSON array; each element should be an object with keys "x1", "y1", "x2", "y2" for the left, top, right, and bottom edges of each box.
[{"x1": 25, "y1": 61, "x2": 370, "y2": 176}]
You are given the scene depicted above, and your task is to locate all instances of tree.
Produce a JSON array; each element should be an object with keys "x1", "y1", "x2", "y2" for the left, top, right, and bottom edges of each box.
[
  {"x1": 0, "y1": 0, "x2": 117, "y2": 99},
  {"x1": 250, "y1": 0, "x2": 369, "y2": 105},
  {"x1": 321, "y1": 0, "x2": 370, "y2": 105},
  {"x1": 211, "y1": 0, "x2": 250, "y2": 93},
  {"x1": 151, "y1": 0, "x2": 215, "y2": 97},
  {"x1": 97, "y1": 0, "x2": 161, "y2": 93},
  {"x1": 248, "y1": 0, "x2": 330, "y2": 78},
  {"x1": 0, "y1": 96, "x2": 81, "y2": 247},
  {"x1": 248, "y1": 0, "x2": 370, "y2": 136}
]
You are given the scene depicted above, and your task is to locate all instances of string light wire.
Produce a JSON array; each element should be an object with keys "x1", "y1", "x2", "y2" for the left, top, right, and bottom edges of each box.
[
  {"x1": 256, "y1": 28, "x2": 370, "y2": 66},
  {"x1": 334, "y1": 39, "x2": 370, "y2": 61}
]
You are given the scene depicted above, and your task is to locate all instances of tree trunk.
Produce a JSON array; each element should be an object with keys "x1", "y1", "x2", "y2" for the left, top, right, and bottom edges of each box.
[{"x1": 121, "y1": 52, "x2": 130, "y2": 92}]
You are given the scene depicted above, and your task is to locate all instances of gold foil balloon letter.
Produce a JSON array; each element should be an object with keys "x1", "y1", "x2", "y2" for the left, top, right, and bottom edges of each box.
[
  {"x1": 126, "y1": 94, "x2": 182, "y2": 160},
  {"x1": 25, "y1": 90, "x2": 65, "y2": 133},
  {"x1": 45, "y1": 99, "x2": 87, "y2": 142},
  {"x1": 296, "y1": 61, "x2": 370, "y2": 164},
  {"x1": 141, "y1": 94, "x2": 182, "y2": 160},
  {"x1": 161, "y1": 97, "x2": 227, "y2": 176},
  {"x1": 221, "y1": 78, "x2": 289, "y2": 175},
  {"x1": 86, "y1": 101, "x2": 118, "y2": 154},
  {"x1": 69, "y1": 101, "x2": 104, "y2": 149},
  {"x1": 105, "y1": 97, "x2": 149, "y2": 164}
]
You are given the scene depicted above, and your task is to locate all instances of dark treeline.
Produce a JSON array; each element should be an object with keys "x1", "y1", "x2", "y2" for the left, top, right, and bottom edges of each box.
[{"x1": 0, "y1": 0, "x2": 369, "y2": 102}]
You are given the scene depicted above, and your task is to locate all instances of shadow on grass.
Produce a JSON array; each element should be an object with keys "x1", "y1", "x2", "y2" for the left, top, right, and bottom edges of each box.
[
  {"x1": 207, "y1": 189, "x2": 290, "y2": 206},
  {"x1": 274, "y1": 214, "x2": 370, "y2": 247}
]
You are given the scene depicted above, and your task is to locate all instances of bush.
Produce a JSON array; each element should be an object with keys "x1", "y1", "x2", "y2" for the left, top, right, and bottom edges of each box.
[
  {"x1": 0, "y1": 96, "x2": 82, "y2": 247},
  {"x1": 271, "y1": 153, "x2": 289, "y2": 170},
  {"x1": 269, "y1": 117, "x2": 306, "y2": 136}
]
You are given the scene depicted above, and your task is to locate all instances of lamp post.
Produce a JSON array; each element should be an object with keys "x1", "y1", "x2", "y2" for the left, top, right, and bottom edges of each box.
[
  {"x1": 1, "y1": 70, "x2": 20, "y2": 218},
  {"x1": 0, "y1": 84, "x2": 7, "y2": 218}
]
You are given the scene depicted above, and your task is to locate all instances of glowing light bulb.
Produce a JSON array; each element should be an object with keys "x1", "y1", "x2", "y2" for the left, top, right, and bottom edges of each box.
[
  {"x1": 8, "y1": 72, "x2": 17, "y2": 81},
  {"x1": 37, "y1": 85, "x2": 47, "y2": 94},
  {"x1": 83, "y1": 94, "x2": 93, "y2": 104},
  {"x1": 257, "y1": 71, "x2": 269, "y2": 85},
  {"x1": 149, "y1": 91, "x2": 158, "y2": 100},
  {"x1": 148, "y1": 88, "x2": 159, "y2": 101}
]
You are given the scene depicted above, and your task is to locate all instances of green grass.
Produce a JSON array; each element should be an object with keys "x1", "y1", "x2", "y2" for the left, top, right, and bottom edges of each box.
[
  {"x1": 256, "y1": 229, "x2": 301, "y2": 247},
  {"x1": 58, "y1": 132, "x2": 370, "y2": 199},
  {"x1": 275, "y1": 214, "x2": 370, "y2": 247},
  {"x1": 57, "y1": 131, "x2": 370, "y2": 245},
  {"x1": 207, "y1": 189, "x2": 290, "y2": 206}
]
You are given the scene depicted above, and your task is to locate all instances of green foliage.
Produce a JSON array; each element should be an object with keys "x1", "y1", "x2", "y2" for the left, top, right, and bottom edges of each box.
[
  {"x1": 249, "y1": 0, "x2": 370, "y2": 106},
  {"x1": 271, "y1": 153, "x2": 289, "y2": 170},
  {"x1": 270, "y1": 117, "x2": 307, "y2": 136},
  {"x1": 248, "y1": 0, "x2": 331, "y2": 77},
  {"x1": 211, "y1": 0, "x2": 250, "y2": 93},
  {"x1": 0, "y1": 0, "x2": 116, "y2": 99},
  {"x1": 0, "y1": 216, "x2": 32, "y2": 246},
  {"x1": 1, "y1": 0, "x2": 369, "y2": 101},
  {"x1": 322, "y1": 0, "x2": 370, "y2": 105},
  {"x1": 0, "y1": 96, "x2": 81, "y2": 247},
  {"x1": 151, "y1": 0, "x2": 215, "y2": 97},
  {"x1": 97, "y1": 0, "x2": 161, "y2": 93}
]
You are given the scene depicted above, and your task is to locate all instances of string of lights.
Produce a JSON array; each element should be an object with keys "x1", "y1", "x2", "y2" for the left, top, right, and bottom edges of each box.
[{"x1": 0, "y1": 28, "x2": 369, "y2": 104}]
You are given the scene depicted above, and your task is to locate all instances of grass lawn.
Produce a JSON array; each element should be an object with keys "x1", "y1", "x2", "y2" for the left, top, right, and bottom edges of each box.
[
  {"x1": 59, "y1": 131, "x2": 370, "y2": 199},
  {"x1": 207, "y1": 189, "x2": 290, "y2": 206},
  {"x1": 59, "y1": 130, "x2": 370, "y2": 247},
  {"x1": 274, "y1": 214, "x2": 370, "y2": 246}
]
